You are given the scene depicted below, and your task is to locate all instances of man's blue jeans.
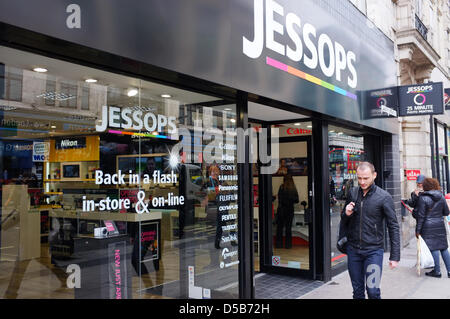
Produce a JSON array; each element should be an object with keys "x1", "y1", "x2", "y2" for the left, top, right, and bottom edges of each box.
[
  {"x1": 431, "y1": 249, "x2": 450, "y2": 274},
  {"x1": 347, "y1": 245, "x2": 384, "y2": 299}
]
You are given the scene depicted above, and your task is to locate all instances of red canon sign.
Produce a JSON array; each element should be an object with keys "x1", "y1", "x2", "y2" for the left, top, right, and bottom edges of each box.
[{"x1": 286, "y1": 128, "x2": 312, "y2": 135}]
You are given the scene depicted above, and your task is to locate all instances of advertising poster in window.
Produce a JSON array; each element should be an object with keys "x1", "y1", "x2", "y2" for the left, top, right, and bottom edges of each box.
[
  {"x1": 398, "y1": 82, "x2": 444, "y2": 116},
  {"x1": 140, "y1": 221, "x2": 159, "y2": 262},
  {"x1": 108, "y1": 240, "x2": 128, "y2": 299},
  {"x1": 444, "y1": 88, "x2": 450, "y2": 110}
]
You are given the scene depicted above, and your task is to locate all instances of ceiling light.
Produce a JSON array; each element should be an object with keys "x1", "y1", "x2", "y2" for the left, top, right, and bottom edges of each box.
[
  {"x1": 160, "y1": 94, "x2": 171, "y2": 98},
  {"x1": 33, "y1": 67, "x2": 48, "y2": 73},
  {"x1": 51, "y1": 125, "x2": 56, "y2": 129},
  {"x1": 230, "y1": 119, "x2": 236, "y2": 123},
  {"x1": 329, "y1": 130, "x2": 335, "y2": 133},
  {"x1": 307, "y1": 125, "x2": 312, "y2": 128},
  {"x1": 85, "y1": 78, "x2": 97, "y2": 83},
  {"x1": 224, "y1": 108, "x2": 232, "y2": 111},
  {"x1": 338, "y1": 132, "x2": 344, "y2": 135},
  {"x1": 294, "y1": 123, "x2": 301, "y2": 126},
  {"x1": 127, "y1": 89, "x2": 138, "y2": 97}
]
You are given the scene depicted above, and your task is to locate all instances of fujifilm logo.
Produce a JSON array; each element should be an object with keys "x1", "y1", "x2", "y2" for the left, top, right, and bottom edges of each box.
[{"x1": 243, "y1": 0, "x2": 358, "y2": 89}]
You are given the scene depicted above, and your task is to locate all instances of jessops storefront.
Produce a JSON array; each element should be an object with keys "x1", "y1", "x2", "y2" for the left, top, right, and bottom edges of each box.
[{"x1": 0, "y1": 0, "x2": 400, "y2": 299}]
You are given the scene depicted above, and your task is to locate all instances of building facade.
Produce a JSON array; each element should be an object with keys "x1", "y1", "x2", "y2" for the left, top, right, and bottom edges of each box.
[
  {"x1": 0, "y1": 0, "x2": 405, "y2": 299},
  {"x1": 351, "y1": 0, "x2": 450, "y2": 245}
]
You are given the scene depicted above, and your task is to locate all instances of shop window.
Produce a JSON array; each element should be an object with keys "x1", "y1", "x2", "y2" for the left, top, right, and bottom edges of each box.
[
  {"x1": 0, "y1": 66, "x2": 22, "y2": 102},
  {"x1": 328, "y1": 125, "x2": 368, "y2": 270},
  {"x1": 81, "y1": 86, "x2": 90, "y2": 110},
  {"x1": 59, "y1": 81, "x2": 77, "y2": 108},
  {"x1": 0, "y1": 45, "x2": 239, "y2": 299}
]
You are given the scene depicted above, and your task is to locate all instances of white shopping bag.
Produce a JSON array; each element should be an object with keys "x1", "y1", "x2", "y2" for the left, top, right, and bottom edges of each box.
[{"x1": 417, "y1": 236, "x2": 434, "y2": 276}]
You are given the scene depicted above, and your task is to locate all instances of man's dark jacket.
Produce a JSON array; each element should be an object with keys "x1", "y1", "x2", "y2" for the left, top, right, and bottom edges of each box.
[{"x1": 341, "y1": 183, "x2": 401, "y2": 262}]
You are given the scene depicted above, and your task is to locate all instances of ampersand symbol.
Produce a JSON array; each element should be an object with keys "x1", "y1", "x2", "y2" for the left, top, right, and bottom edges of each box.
[{"x1": 135, "y1": 191, "x2": 149, "y2": 214}]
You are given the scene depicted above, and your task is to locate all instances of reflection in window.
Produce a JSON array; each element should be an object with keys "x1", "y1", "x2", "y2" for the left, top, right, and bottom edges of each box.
[
  {"x1": 328, "y1": 126, "x2": 366, "y2": 269},
  {"x1": 1, "y1": 66, "x2": 22, "y2": 102}
]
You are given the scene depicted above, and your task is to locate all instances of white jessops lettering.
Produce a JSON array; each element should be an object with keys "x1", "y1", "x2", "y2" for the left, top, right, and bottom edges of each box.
[
  {"x1": 95, "y1": 105, "x2": 177, "y2": 134},
  {"x1": 286, "y1": 12, "x2": 302, "y2": 62},
  {"x1": 242, "y1": 0, "x2": 358, "y2": 88},
  {"x1": 265, "y1": 0, "x2": 285, "y2": 56}
]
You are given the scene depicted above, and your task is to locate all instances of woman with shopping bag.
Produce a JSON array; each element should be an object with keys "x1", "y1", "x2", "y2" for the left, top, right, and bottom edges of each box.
[{"x1": 416, "y1": 178, "x2": 450, "y2": 278}]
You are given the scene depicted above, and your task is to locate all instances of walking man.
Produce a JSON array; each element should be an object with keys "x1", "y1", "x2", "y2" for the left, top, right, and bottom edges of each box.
[{"x1": 341, "y1": 162, "x2": 400, "y2": 299}]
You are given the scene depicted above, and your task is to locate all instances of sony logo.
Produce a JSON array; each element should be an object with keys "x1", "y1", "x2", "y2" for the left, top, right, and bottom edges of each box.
[{"x1": 243, "y1": 0, "x2": 358, "y2": 88}]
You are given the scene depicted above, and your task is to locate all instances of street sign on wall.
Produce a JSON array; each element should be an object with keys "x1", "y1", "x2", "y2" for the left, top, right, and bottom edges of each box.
[
  {"x1": 398, "y1": 83, "x2": 444, "y2": 117},
  {"x1": 405, "y1": 170, "x2": 421, "y2": 181}
]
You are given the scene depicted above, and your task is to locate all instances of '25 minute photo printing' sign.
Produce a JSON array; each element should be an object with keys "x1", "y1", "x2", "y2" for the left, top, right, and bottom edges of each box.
[{"x1": 398, "y1": 83, "x2": 444, "y2": 117}]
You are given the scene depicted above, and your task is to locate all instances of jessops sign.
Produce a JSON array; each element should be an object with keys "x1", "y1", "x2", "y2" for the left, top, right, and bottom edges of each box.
[
  {"x1": 243, "y1": 0, "x2": 357, "y2": 98},
  {"x1": 0, "y1": 0, "x2": 398, "y2": 133},
  {"x1": 398, "y1": 83, "x2": 444, "y2": 117}
]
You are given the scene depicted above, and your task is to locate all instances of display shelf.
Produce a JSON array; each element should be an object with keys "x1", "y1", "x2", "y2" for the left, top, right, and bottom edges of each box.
[{"x1": 44, "y1": 179, "x2": 96, "y2": 182}]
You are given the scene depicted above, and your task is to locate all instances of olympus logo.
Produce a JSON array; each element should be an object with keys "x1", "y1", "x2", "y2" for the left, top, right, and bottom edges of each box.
[
  {"x1": 222, "y1": 248, "x2": 238, "y2": 259},
  {"x1": 243, "y1": 0, "x2": 358, "y2": 88}
]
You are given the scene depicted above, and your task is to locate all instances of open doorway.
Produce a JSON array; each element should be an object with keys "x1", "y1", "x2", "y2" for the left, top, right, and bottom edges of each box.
[{"x1": 248, "y1": 102, "x2": 314, "y2": 278}]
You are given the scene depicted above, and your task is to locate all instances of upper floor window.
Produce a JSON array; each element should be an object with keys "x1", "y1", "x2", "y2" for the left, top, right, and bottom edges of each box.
[{"x1": 0, "y1": 65, "x2": 23, "y2": 102}]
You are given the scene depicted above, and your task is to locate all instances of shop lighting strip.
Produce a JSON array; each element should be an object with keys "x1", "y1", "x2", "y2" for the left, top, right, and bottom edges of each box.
[
  {"x1": 266, "y1": 56, "x2": 358, "y2": 101},
  {"x1": 108, "y1": 129, "x2": 174, "y2": 140}
]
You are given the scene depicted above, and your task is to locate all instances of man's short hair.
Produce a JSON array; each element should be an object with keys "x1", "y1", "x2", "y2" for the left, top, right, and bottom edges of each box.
[{"x1": 356, "y1": 161, "x2": 376, "y2": 173}]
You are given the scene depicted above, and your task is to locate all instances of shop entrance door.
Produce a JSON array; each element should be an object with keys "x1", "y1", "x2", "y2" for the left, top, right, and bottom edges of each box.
[{"x1": 252, "y1": 120, "x2": 314, "y2": 278}]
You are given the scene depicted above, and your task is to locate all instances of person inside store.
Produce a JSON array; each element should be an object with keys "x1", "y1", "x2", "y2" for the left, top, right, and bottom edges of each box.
[
  {"x1": 341, "y1": 161, "x2": 400, "y2": 299},
  {"x1": 275, "y1": 174, "x2": 299, "y2": 249},
  {"x1": 415, "y1": 177, "x2": 450, "y2": 278},
  {"x1": 406, "y1": 174, "x2": 426, "y2": 219},
  {"x1": 275, "y1": 159, "x2": 288, "y2": 176},
  {"x1": 329, "y1": 175, "x2": 336, "y2": 207}
]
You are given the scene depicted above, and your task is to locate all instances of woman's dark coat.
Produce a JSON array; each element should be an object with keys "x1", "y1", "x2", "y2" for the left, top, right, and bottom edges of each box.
[{"x1": 416, "y1": 190, "x2": 450, "y2": 251}]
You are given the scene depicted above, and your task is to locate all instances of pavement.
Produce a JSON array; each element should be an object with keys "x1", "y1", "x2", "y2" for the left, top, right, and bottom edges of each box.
[{"x1": 300, "y1": 237, "x2": 450, "y2": 299}]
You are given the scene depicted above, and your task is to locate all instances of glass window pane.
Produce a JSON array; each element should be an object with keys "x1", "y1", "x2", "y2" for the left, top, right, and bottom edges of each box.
[{"x1": 0, "y1": 45, "x2": 238, "y2": 299}]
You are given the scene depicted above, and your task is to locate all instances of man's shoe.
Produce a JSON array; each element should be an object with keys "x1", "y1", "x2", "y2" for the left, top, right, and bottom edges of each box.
[{"x1": 425, "y1": 270, "x2": 441, "y2": 278}]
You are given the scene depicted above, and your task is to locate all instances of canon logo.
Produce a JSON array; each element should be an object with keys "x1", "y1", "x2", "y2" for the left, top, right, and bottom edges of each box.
[
  {"x1": 286, "y1": 128, "x2": 311, "y2": 135},
  {"x1": 243, "y1": 0, "x2": 358, "y2": 88}
]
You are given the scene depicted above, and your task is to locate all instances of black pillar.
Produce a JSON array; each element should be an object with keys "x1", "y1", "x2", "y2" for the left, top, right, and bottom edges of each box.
[{"x1": 237, "y1": 91, "x2": 254, "y2": 299}]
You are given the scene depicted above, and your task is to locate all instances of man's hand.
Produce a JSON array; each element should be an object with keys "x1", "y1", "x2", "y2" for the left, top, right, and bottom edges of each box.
[
  {"x1": 345, "y1": 202, "x2": 355, "y2": 216},
  {"x1": 389, "y1": 261, "x2": 399, "y2": 269}
]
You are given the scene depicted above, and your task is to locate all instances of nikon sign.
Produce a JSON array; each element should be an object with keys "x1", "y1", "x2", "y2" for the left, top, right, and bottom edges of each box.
[
  {"x1": 398, "y1": 83, "x2": 444, "y2": 117},
  {"x1": 55, "y1": 137, "x2": 86, "y2": 150}
]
